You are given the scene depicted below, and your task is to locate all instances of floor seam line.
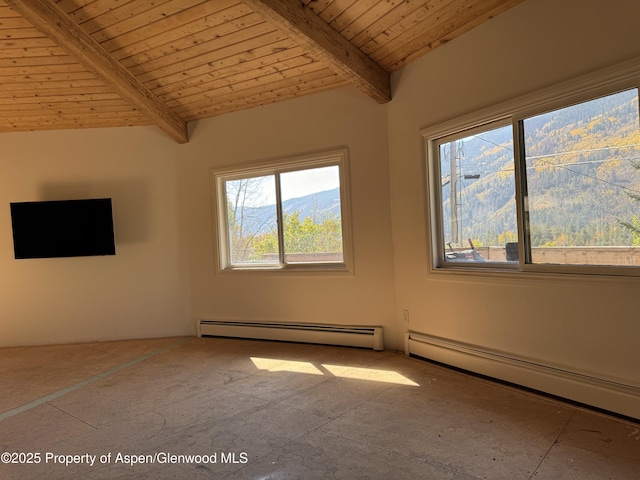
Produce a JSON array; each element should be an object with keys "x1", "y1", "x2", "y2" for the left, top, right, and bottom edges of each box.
[
  {"x1": 0, "y1": 338, "x2": 189, "y2": 423},
  {"x1": 528, "y1": 409, "x2": 577, "y2": 480},
  {"x1": 45, "y1": 401, "x2": 98, "y2": 430}
]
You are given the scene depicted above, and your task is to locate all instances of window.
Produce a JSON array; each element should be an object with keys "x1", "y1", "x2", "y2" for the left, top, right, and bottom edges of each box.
[
  {"x1": 434, "y1": 121, "x2": 517, "y2": 265},
  {"x1": 425, "y1": 62, "x2": 640, "y2": 275},
  {"x1": 213, "y1": 149, "x2": 352, "y2": 272}
]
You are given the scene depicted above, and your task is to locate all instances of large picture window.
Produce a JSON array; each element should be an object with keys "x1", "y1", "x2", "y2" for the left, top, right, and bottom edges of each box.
[
  {"x1": 213, "y1": 149, "x2": 352, "y2": 272},
  {"x1": 425, "y1": 64, "x2": 640, "y2": 275}
]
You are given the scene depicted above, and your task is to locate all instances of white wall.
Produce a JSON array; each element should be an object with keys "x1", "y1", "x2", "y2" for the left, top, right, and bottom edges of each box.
[
  {"x1": 0, "y1": 127, "x2": 192, "y2": 346},
  {"x1": 180, "y1": 88, "x2": 399, "y2": 347},
  {"x1": 0, "y1": 86, "x2": 398, "y2": 350},
  {"x1": 387, "y1": 0, "x2": 640, "y2": 417}
]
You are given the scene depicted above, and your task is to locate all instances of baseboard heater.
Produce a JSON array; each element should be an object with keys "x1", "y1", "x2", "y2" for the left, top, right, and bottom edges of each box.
[
  {"x1": 405, "y1": 331, "x2": 640, "y2": 420},
  {"x1": 199, "y1": 319, "x2": 384, "y2": 351}
]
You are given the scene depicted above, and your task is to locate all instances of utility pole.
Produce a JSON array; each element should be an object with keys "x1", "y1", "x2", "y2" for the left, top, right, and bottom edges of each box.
[{"x1": 450, "y1": 141, "x2": 459, "y2": 245}]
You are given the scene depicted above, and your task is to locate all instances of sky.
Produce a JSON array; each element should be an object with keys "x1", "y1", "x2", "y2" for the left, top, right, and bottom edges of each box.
[
  {"x1": 229, "y1": 165, "x2": 340, "y2": 207},
  {"x1": 280, "y1": 165, "x2": 340, "y2": 201}
]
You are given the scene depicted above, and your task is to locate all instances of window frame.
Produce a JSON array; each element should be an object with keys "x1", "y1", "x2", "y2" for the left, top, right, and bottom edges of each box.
[
  {"x1": 423, "y1": 57, "x2": 640, "y2": 277},
  {"x1": 211, "y1": 148, "x2": 354, "y2": 274},
  {"x1": 428, "y1": 118, "x2": 521, "y2": 272}
]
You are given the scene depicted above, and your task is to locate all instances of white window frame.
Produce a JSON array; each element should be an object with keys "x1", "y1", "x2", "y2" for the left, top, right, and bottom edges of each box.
[
  {"x1": 423, "y1": 56, "x2": 640, "y2": 277},
  {"x1": 211, "y1": 148, "x2": 354, "y2": 274}
]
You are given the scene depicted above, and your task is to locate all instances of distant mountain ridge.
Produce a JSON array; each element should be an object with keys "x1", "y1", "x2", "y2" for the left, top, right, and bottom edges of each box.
[
  {"x1": 239, "y1": 187, "x2": 341, "y2": 234},
  {"x1": 282, "y1": 187, "x2": 341, "y2": 219}
]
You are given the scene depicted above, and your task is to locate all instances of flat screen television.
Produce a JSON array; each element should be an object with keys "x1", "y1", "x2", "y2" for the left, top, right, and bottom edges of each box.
[{"x1": 10, "y1": 198, "x2": 116, "y2": 259}]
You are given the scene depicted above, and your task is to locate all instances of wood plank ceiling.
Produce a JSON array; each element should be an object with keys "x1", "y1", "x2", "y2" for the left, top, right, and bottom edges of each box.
[{"x1": 0, "y1": 0, "x2": 523, "y2": 143}]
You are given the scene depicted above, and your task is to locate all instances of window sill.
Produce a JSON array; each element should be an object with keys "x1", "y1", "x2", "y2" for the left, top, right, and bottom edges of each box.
[
  {"x1": 429, "y1": 263, "x2": 640, "y2": 285},
  {"x1": 217, "y1": 263, "x2": 354, "y2": 277}
]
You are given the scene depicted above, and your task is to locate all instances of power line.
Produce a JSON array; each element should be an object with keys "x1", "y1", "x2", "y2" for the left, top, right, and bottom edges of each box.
[
  {"x1": 527, "y1": 143, "x2": 640, "y2": 160},
  {"x1": 471, "y1": 133, "x2": 640, "y2": 158},
  {"x1": 481, "y1": 155, "x2": 640, "y2": 172},
  {"x1": 468, "y1": 134, "x2": 640, "y2": 195}
]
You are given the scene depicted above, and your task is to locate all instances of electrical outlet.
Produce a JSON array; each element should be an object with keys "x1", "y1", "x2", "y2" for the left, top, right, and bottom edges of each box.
[{"x1": 402, "y1": 309, "x2": 410, "y2": 323}]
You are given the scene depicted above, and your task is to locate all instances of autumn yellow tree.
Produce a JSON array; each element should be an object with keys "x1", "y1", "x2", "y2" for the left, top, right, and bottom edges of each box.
[
  {"x1": 619, "y1": 161, "x2": 640, "y2": 245},
  {"x1": 252, "y1": 210, "x2": 343, "y2": 261}
]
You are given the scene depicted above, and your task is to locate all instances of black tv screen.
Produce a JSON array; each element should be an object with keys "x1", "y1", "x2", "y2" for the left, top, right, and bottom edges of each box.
[{"x1": 10, "y1": 198, "x2": 116, "y2": 259}]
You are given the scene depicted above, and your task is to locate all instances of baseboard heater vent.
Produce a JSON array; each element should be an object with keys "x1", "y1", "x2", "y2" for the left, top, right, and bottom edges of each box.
[
  {"x1": 405, "y1": 331, "x2": 640, "y2": 420},
  {"x1": 199, "y1": 320, "x2": 384, "y2": 351}
]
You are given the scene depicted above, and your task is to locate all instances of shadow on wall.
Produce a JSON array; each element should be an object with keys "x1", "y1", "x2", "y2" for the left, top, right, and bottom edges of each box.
[{"x1": 39, "y1": 180, "x2": 151, "y2": 245}]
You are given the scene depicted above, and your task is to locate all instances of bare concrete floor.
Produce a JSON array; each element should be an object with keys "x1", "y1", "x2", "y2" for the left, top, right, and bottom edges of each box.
[{"x1": 0, "y1": 337, "x2": 638, "y2": 479}]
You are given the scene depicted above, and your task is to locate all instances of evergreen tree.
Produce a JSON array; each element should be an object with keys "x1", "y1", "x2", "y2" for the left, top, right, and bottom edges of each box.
[{"x1": 618, "y1": 160, "x2": 640, "y2": 245}]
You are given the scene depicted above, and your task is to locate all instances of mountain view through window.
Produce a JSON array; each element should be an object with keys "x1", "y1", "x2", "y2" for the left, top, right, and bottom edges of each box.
[{"x1": 438, "y1": 88, "x2": 640, "y2": 266}]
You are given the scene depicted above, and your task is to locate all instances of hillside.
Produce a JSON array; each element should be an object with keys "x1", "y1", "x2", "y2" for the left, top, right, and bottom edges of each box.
[{"x1": 442, "y1": 88, "x2": 640, "y2": 248}]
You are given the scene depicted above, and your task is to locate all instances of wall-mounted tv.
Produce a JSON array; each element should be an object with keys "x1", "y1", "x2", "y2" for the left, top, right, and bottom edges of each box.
[{"x1": 10, "y1": 198, "x2": 116, "y2": 259}]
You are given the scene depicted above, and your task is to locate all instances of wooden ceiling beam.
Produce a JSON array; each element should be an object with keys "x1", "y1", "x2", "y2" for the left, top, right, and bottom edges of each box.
[
  {"x1": 243, "y1": 0, "x2": 391, "y2": 104},
  {"x1": 4, "y1": 0, "x2": 189, "y2": 143}
]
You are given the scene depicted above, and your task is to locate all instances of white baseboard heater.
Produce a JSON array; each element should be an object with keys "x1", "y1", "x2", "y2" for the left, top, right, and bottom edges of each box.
[
  {"x1": 405, "y1": 331, "x2": 640, "y2": 420},
  {"x1": 199, "y1": 319, "x2": 384, "y2": 351}
]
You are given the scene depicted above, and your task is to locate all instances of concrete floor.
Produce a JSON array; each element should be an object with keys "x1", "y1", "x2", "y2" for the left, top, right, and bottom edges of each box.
[{"x1": 0, "y1": 337, "x2": 638, "y2": 480}]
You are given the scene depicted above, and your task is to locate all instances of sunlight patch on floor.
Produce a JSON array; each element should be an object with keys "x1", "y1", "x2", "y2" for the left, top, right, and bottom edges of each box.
[
  {"x1": 250, "y1": 357, "x2": 324, "y2": 375},
  {"x1": 250, "y1": 357, "x2": 419, "y2": 386},
  {"x1": 322, "y1": 364, "x2": 419, "y2": 386}
]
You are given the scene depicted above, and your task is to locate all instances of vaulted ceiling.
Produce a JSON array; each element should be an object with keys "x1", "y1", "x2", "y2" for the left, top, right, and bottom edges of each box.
[{"x1": 0, "y1": 0, "x2": 524, "y2": 143}]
